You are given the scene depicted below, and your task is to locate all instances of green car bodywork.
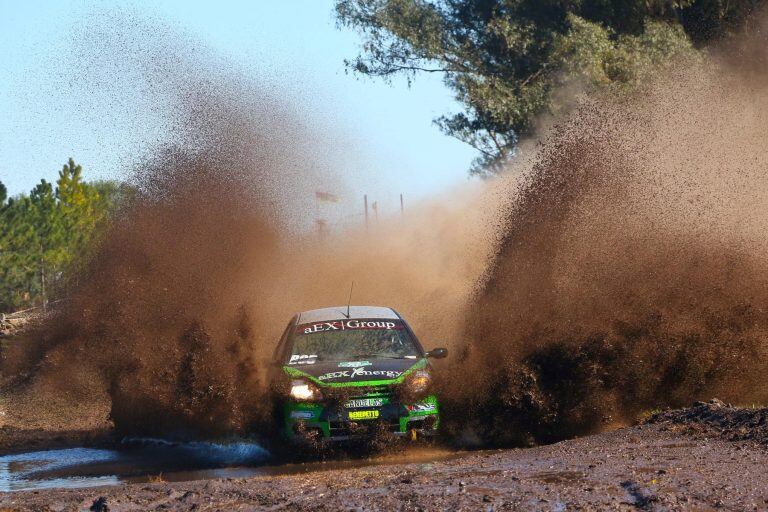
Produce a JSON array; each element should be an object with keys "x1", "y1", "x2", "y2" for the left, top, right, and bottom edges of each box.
[
  {"x1": 273, "y1": 306, "x2": 445, "y2": 443},
  {"x1": 281, "y1": 360, "x2": 440, "y2": 441}
]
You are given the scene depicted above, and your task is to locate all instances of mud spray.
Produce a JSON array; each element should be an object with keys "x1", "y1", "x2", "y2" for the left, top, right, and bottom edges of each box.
[
  {"x1": 0, "y1": 10, "x2": 494, "y2": 442},
  {"x1": 439, "y1": 18, "x2": 768, "y2": 447},
  {"x1": 4, "y1": 10, "x2": 768, "y2": 449}
]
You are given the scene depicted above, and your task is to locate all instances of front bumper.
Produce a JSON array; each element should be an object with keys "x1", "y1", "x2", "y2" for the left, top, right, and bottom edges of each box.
[{"x1": 284, "y1": 394, "x2": 439, "y2": 442}]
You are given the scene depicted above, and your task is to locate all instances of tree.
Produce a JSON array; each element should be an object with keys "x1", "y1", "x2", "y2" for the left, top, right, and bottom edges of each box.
[
  {"x1": 57, "y1": 158, "x2": 101, "y2": 261},
  {"x1": 0, "y1": 159, "x2": 124, "y2": 312},
  {"x1": 29, "y1": 179, "x2": 64, "y2": 307},
  {"x1": 335, "y1": 0, "x2": 762, "y2": 176},
  {"x1": 0, "y1": 196, "x2": 38, "y2": 310}
]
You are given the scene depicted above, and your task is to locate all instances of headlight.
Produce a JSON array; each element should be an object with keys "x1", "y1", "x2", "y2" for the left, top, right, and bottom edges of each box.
[
  {"x1": 406, "y1": 370, "x2": 431, "y2": 395},
  {"x1": 289, "y1": 379, "x2": 322, "y2": 401}
]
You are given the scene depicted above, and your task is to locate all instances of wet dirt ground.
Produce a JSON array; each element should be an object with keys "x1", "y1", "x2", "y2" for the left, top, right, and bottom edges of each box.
[{"x1": 2, "y1": 415, "x2": 767, "y2": 511}]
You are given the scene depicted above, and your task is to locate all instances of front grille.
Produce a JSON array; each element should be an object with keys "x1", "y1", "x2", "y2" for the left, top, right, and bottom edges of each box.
[
  {"x1": 322, "y1": 387, "x2": 392, "y2": 407},
  {"x1": 350, "y1": 386, "x2": 391, "y2": 397}
]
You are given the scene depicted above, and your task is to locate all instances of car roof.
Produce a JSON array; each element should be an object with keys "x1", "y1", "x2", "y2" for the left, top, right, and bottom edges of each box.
[{"x1": 296, "y1": 306, "x2": 400, "y2": 323}]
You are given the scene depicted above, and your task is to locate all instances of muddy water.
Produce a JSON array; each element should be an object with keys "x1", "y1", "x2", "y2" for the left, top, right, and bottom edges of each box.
[
  {"x1": 0, "y1": 440, "x2": 268, "y2": 492},
  {"x1": 0, "y1": 441, "x2": 464, "y2": 492}
]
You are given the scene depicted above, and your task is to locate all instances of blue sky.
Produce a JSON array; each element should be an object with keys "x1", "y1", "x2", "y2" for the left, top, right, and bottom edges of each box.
[{"x1": 0, "y1": 1, "x2": 476, "y2": 203}]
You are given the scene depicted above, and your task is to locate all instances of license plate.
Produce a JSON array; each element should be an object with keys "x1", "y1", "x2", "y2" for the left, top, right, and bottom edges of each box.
[
  {"x1": 349, "y1": 410, "x2": 379, "y2": 421},
  {"x1": 345, "y1": 398, "x2": 384, "y2": 409}
]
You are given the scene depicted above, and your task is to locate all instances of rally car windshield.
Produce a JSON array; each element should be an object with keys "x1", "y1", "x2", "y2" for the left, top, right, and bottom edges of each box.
[{"x1": 287, "y1": 319, "x2": 420, "y2": 363}]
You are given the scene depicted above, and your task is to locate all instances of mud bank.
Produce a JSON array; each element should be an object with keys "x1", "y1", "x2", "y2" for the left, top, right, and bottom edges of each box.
[
  {"x1": 650, "y1": 398, "x2": 768, "y2": 445},
  {"x1": 3, "y1": 407, "x2": 768, "y2": 511}
]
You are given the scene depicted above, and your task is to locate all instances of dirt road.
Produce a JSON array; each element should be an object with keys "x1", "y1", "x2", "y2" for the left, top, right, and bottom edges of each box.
[{"x1": 2, "y1": 401, "x2": 767, "y2": 511}]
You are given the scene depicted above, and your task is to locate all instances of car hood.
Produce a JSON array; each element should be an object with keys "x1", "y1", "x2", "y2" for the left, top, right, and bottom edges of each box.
[{"x1": 283, "y1": 358, "x2": 423, "y2": 385}]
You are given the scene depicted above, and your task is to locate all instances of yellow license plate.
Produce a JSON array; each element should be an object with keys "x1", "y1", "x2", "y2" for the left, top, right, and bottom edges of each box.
[{"x1": 349, "y1": 410, "x2": 380, "y2": 421}]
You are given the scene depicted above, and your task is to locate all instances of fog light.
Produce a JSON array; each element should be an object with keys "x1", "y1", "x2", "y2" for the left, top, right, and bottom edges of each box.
[
  {"x1": 289, "y1": 379, "x2": 322, "y2": 401},
  {"x1": 406, "y1": 370, "x2": 431, "y2": 394}
]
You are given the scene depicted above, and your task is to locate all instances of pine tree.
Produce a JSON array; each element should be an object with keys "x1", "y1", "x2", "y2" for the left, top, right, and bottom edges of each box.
[{"x1": 0, "y1": 159, "x2": 124, "y2": 311}]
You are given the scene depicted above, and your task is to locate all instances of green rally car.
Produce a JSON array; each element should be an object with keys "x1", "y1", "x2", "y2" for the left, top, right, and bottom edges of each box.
[{"x1": 272, "y1": 306, "x2": 448, "y2": 442}]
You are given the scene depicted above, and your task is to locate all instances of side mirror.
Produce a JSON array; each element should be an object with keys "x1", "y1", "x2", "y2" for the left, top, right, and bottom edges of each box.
[{"x1": 426, "y1": 347, "x2": 448, "y2": 359}]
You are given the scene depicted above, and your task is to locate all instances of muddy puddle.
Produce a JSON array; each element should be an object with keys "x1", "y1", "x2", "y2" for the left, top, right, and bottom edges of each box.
[{"x1": 0, "y1": 440, "x2": 464, "y2": 492}]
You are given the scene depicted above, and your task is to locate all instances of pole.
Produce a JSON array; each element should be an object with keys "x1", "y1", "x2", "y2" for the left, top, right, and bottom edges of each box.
[
  {"x1": 400, "y1": 193, "x2": 404, "y2": 216},
  {"x1": 364, "y1": 194, "x2": 369, "y2": 231},
  {"x1": 40, "y1": 242, "x2": 47, "y2": 312}
]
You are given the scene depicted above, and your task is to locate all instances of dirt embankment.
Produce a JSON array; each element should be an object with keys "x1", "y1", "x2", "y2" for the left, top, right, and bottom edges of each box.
[
  {"x1": 3, "y1": 404, "x2": 768, "y2": 511},
  {"x1": 649, "y1": 398, "x2": 768, "y2": 445}
]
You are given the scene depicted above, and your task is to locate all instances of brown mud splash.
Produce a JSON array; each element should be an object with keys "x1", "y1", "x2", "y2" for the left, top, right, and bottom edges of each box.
[
  {"x1": 4, "y1": 153, "x2": 285, "y2": 438},
  {"x1": 8, "y1": 8, "x2": 768, "y2": 451},
  {"x1": 439, "y1": 19, "x2": 768, "y2": 447},
  {"x1": 0, "y1": 11, "x2": 494, "y2": 442},
  {"x1": 1, "y1": 155, "x2": 494, "y2": 443},
  {"x1": 2, "y1": 182, "x2": 495, "y2": 442}
]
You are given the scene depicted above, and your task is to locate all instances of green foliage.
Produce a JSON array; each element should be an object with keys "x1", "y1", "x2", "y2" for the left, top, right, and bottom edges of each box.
[
  {"x1": 336, "y1": 0, "x2": 760, "y2": 176},
  {"x1": 0, "y1": 160, "x2": 125, "y2": 312},
  {"x1": 549, "y1": 15, "x2": 697, "y2": 99}
]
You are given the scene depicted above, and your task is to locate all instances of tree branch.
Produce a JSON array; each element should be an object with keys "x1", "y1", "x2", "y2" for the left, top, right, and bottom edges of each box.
[
  {"x1": 382, "y1": 63, "x2": 454, "y2": 73},
  {"x1": 519, "y1": 65, "x2": 547, "y2": 88},
  {"x1": 487, "y1": 130, "x2": 506, "y2": 155}
]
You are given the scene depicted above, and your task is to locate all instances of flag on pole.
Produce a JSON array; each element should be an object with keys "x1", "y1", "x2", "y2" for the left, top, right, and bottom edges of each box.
[{"x1": 315, "y1": 191, "x2": 340, "y2": 203}]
